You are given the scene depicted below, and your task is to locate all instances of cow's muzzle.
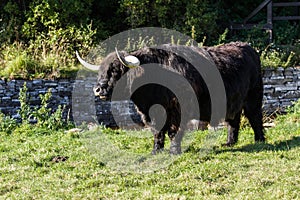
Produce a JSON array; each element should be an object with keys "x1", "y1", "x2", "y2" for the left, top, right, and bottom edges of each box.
[{"x1": 93, "y1": 87, "x2": 108, "y2": 100}]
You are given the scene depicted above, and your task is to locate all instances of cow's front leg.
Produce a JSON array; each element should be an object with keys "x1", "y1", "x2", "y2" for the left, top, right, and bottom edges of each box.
[
  {"x1": 224, "y1": 112, "x2": 242, "y2": 146},
  {"x1": 168, "y1": 128, "x2": 183, "y2": 155},
  {"x1": 152, "y1": 130, "x2": 165, "y2": 155}
]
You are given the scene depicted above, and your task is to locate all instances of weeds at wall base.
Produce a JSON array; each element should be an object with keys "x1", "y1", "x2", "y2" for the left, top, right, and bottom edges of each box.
[{"x1": 0, "y1": 83, "x2": 73, "y2": 134}]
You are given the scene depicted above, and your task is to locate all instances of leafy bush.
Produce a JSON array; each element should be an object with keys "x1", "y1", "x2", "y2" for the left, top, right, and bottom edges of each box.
[
  {"x1": 0, "y1": 113, "x2": 17, "y2": 134},
  {"x1": 0, "y1": 43, "x2": 40, "y2": 79},
  {"x1": 120, "y1": 0, "x2": 221, "y2": 44},
  {"x1": 260, "y1": 44, "x2": 296, "y2": 69},
  {"x1": 0, "y1": 26, "x2": 95, "y2": 79},
  {"x1": 16, "y1": 83, "x2": 71, "y2": 131},
  {"x1": 32, "y1": 90, "x2": 66, "y2": 130},
  {"x1": 0, "y1": 0, "x2": 96, "y2": 80},
  {"x1": 1, "y1": 0, "x2": 300, "y2": 79}
]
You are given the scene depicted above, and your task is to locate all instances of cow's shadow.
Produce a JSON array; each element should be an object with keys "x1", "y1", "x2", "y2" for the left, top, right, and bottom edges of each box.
[{"x1": 215, "y1": 136, "x2": 300, "y2": 154}]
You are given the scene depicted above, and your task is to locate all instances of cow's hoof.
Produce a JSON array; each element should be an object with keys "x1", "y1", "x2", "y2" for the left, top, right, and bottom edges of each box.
[
  {"x1": 152, "y1": 148, "x2": 164, "y2": 155},
  {"x1": 222, "y1": 142, "x2": 235, "y2": 147},
  {"x1": 255, "y1": 139, "x2": 266, "y2": 144},
  {"x1": 255, "y1": 136, "x2": 266, "y2": 143},
  {"x1": 170, "y1": 150, "x2": 181, "y2": 155},
  {"x1": 169, "y1": 147, "x2": 182, "y2": 155}
]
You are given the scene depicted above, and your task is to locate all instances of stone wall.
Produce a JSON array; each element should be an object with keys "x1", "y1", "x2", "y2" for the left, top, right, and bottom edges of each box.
[
  {"x1": 0, "y1": 79, "x2": 73, "y2": 121},
  {"x1": 262, "y1": 67, "x2": 300, "y2": 114},
  {"x1": 0, "y1": 67, "x2": 299, "y2": 127}
]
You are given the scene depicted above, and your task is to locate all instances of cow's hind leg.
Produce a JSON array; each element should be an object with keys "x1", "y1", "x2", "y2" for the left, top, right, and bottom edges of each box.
[
  {"x1": 243, "y1": 90, "x2": 265, "y2": 143},
  {"x1": 225, "y1": 111, "x2": 242, "y2": 146}
]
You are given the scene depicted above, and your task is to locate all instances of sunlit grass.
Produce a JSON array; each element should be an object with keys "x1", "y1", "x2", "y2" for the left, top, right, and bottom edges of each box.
[{"x1": 0, "y1": 101, "x2": 299, "y2": 199}]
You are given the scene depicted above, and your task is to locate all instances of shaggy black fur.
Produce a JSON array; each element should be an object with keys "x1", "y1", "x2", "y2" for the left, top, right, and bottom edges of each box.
[{"x1": 94, "y1": 42, "x2": 265, "y2": 154}]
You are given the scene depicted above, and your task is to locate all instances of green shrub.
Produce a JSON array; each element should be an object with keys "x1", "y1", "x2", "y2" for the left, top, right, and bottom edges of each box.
[
  {"x1": 273, "y1": 21, "x2": 300, "y2": 45},
  {"x1": 120, "y1": 0, "x2": 220, "y2": 44},
  {"x1": 278, "y1": 99, "x2": 300, "y2": 124},
  {"x1": 0, "y1": 112, "x2": 17, "y2": 134},
  {"x1": 0, "y1": 42, "x2": 61, "y2": 79},
  {"x1": 18, "y1": 82, "x2": 31, "y2": 123},
  {"x1": 0, "y1": 0, "x2": 96, "y2": 80},
  {"x1": 0, "y1": 43, "x2": 38, "y2": 79},
  {"x1": 17, "y1": 83, "x2": 71, "y2": 131},
  {"x1": 32, "y1": 89, "x2": 66, "y2": 130},
  {"x1": 2, "y1": 0, "x2": 300, "y2": 78},
  {"x1": 260, "y1": 44, "x2": 296, "y2": 69}
]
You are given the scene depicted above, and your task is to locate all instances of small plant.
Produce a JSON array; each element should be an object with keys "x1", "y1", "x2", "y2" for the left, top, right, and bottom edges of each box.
[
  {"x1": 17, "y1": 83, "x2": 70, "y2": 131},
  {"x1": 217, "y1": 28, "x2": 229, "y2": 45},
  {"x1": 33, "y1": 88, "x2": 52, "y2": 126},
  {"x1": 32, "y1": 89, "x2": 68, "y2": 130},
  {"x1": 277, "y1": 99, "x2": 300, "y2": 124},
  {"x1": 0, "y1": 112, "x2": 17, "y2": 134},
  {"x1": 34, "y1": 103, "x2": 66, "y2": 130},
  {"x1": 18, "y1": 82, "x2": 31, "y2": 123}
]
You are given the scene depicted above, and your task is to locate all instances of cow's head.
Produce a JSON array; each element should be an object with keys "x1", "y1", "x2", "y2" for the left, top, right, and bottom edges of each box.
[{"x1": 76, "y1": 49, "x2": 140, "y2": 100}]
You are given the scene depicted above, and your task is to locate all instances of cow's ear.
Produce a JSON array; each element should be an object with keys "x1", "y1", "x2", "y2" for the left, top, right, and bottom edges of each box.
[{"x1": 115, "y1": 48, "x2": 140, "y2": 68}]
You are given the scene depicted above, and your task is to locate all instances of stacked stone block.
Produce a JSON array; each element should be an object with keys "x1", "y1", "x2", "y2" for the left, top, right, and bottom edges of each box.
[{"x1": 262, "y1": 67, "x2": 300, "y2": 114}]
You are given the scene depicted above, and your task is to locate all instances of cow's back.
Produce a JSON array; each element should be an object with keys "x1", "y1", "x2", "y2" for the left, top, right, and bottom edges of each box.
[{"x1": 204, "y1": 42, "x2": 263, "y2": 120}]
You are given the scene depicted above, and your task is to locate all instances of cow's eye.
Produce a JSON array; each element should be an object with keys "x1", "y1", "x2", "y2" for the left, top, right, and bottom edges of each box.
[{"x1": 99, "y1": 81, "x2": 108, "y2": 87}]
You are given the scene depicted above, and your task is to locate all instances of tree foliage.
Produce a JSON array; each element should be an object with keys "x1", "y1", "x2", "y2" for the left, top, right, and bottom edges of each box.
[
  {"x1": 0, "y1": 0, "x2": 300, "y2": 79},
  {"x1": 119, "y1": 0, "x2": 221, "y2": 43}
]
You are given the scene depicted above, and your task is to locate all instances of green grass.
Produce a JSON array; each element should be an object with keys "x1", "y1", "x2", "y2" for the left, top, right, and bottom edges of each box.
[{"x1": 0, "y1": 108, "x2": 299, "y2": 199}]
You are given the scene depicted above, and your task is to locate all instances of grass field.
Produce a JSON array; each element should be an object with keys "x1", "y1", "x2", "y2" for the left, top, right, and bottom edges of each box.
[{"x1": 0, "y1": 104, "x2": 299, "y2": 199}]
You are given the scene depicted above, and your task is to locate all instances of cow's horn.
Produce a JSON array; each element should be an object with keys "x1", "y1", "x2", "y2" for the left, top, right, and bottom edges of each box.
[
  {"x1": 115, "y1": 48, "x2": 127, "y2": 67},
  {"x1": 115, "y1": 48, "x2": 140, "y2": 68},
  {"x1": 76, "y1": 51, "x2": 99, "y2": 71},
  {"x1": 124, "y1": 55, "x2": 140, "y2": 68}
]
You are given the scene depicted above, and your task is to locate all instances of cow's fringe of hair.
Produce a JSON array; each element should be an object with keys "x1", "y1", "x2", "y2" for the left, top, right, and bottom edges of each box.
[{"x1": 126, "y1": 66, "x2": 145, "y2": 94}]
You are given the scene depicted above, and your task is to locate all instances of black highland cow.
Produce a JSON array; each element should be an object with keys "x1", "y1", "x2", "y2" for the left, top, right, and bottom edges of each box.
[{"x1": 77, "y1": 42, "x2": 265, "y2": 154}]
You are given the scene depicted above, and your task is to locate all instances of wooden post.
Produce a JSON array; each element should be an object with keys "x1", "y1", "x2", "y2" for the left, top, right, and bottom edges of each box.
[
  {"x1": 230, "y1": 1, "x2": 300, "y2": 43},
  {"x1": 267, "y1": 1, "x2": 273, "y2": 43}
]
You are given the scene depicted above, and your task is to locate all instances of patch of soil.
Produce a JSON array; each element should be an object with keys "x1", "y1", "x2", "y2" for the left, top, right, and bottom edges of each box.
[{"x1": 51, "y1": 155, "x2": 69, "y2": 163}]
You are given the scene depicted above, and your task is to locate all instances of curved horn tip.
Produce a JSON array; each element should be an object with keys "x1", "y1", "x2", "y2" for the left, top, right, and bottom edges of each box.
[
  {"x1": 115, "y1": 47, "x2": 127, "y2": 67},
  {"x1": 75, "y1": 51, "x2": 99, "y2": 71}
]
